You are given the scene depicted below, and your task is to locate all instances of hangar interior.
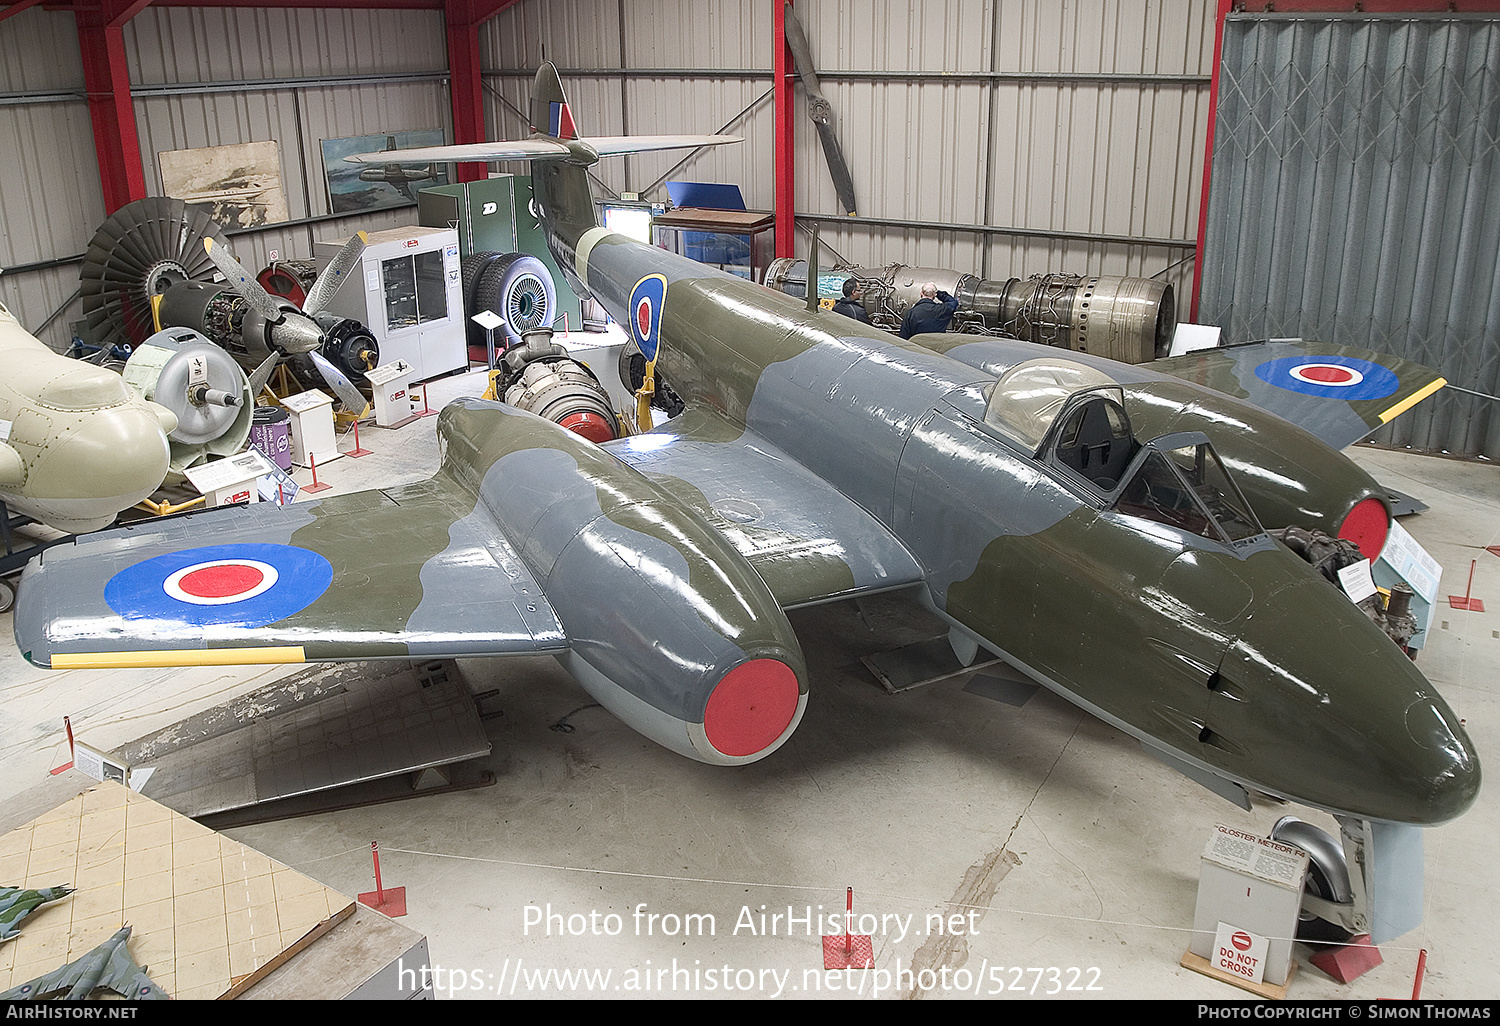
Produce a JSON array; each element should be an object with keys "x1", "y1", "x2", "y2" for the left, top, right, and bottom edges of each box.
[{"x1": 0, "y1": 0, "x2": 1496, "y2": 1001}]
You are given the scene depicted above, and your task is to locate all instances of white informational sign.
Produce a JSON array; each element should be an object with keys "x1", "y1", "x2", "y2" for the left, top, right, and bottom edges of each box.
[
  {"x1": 0, "y1": 419, "x2": 11, "y2": 442},
  {"x1": 258, "y1": 463, "x2": 300, "y2": 505},
  {"x1": 1201, "y1": 823, "x2": 1308, "y2": 888},
  {"x1": 281, "y1": 389, "x2": 335, "y2": 415},
  {"x1": 72, "y1": 741, "x2": 128, "y2": 786},
  {"x1": 1213, "y1": 922, "x2": 1270, "y2": 984},
  {"x1": 183, "y1": 449, "x2": 275, "y2": 506},
  {"x1": 1189, "y1": 825, "x2": 1306, "y2": 988},
  {"x1": 1379, "y1": 519, "x2": 1442, "y2": 604},
  {"x1": 1336, "y1": 558, "x2": 1379, "y2": 604},
  {"x1": 1168, "y1": 323, "x2": 1222, "y2": 357}
]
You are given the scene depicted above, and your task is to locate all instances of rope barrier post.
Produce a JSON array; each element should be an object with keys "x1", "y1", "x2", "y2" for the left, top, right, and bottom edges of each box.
[
  {"x1": 51, "y1": 716, "x2": 76, "y2": 775},
  {"x1": 358, "y1": 840, "x2": 408, "y2": 917},
  {"x1": 821, "y1": 885, "x2": 873, "y2": 970},
  {"x1": 303, "y1": 450, "x2": 331, "y2": 494}
]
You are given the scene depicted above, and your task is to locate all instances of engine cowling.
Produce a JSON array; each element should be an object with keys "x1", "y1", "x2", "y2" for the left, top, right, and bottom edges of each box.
[{"x1": 438, "y1": 399, "x2": 807, "y2": 764}]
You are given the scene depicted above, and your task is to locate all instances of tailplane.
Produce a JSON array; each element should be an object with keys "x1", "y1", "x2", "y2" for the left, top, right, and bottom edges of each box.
[{"x1": 345, "y1": 61, "x2": 739, "y2": 295}]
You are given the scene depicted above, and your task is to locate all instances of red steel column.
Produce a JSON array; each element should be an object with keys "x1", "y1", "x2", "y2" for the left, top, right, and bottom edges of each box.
[
  {"x1": 77, "y1": 0, "x2": 154, "y2": 215},
  {"x1": 773, "y1": 0, "x2": 796, "y2": 257},
  {"x1": 445, "y1": 0, "x2": 524, "y2": 185},
  {"x1": 446, "y1": 0, "x2": 486, "y2": 184}
]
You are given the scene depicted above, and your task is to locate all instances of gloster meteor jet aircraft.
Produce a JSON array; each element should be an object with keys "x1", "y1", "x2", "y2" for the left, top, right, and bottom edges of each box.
[{"x1": 14, "y1": 64, "x2": 1476, "y2": 944}]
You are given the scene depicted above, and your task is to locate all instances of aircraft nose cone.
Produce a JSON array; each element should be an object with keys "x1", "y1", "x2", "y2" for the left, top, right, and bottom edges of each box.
[
  {"x1": 1209, "y1": 555, "x2": 1481, "y2": 826},
  {"x1": 1403, "y1": 698, "x2": 1481, "y2": 823}
]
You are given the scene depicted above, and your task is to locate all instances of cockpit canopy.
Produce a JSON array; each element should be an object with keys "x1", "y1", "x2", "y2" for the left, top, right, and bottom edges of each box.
[
  {"x1": 983, "y1": 359, "x2": 1264, "y2": 547},
  {"x1": 983, "y1": 358, "x2": 1118, "y2": 452}
]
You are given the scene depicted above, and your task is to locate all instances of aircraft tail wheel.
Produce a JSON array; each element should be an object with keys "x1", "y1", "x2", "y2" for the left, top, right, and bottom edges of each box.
[
  {"x1": 1271, "y1": 816, "x2": 1355, "y2": 945},
  {"x1": 474, "y1": 254, "x2": 556, "y2": 349}
]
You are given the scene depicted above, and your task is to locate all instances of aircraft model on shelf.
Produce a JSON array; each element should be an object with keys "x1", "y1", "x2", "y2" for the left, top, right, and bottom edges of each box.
[
  {"x1": 2, "y1": 925, "x2": 167, "y2": 1000},
  {"x1": 13, "y1": 64, "x2": 1476, "y2": 945}
]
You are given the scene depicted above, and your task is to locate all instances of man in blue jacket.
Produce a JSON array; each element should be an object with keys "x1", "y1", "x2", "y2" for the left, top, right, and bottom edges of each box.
[
  {"x1": 898, "y1": 282, "x2": 958, "y2": 338},
  {"x1": 832, "y1": 278, "x2": 870, "y2": 323}
]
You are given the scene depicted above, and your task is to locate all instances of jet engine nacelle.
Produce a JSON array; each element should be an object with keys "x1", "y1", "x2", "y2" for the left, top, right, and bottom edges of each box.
[{"x1": 437, "y1": 399, "x2": 807, "y2": 764}]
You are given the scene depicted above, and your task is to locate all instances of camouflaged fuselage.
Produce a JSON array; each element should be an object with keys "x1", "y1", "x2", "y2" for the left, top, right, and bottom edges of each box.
[{"x1": 567, "y1": 231, "x2": 1477, "y2": 825}]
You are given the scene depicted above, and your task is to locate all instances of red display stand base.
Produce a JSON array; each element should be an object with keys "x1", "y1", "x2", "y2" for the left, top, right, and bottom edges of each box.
[
  {"x1": 1309, "y1": 935, "x2": 1382, "y2": 984},
  {"x1": 822, "y1": 933, "x2": 873, "y2": 970},
  {"x1": 359, "y1": 886, "x2": 408, "y2": 918}
]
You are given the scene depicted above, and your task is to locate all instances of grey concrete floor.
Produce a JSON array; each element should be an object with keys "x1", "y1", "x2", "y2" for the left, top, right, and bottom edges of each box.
[{"x1": 0, "y1": 361, "x2": 1494, "y2": 1001}]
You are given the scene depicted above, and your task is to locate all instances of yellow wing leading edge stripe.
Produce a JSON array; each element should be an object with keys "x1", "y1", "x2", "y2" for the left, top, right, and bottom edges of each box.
[
  {"x1": 51, "y1": 647, "x2": 307, "y2": 670},
  {"x1": 1379, "y1": 377, "x2": 1447, "y2": 424}
]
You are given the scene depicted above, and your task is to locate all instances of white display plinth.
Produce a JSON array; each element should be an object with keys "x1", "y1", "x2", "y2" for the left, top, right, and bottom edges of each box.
[
  {"x1": 368, "y1": 360, "x2": 418, "y2": 429},
  {"x1": 282, "y1": 390, "x2": 341, "y2": 468},
  {"x1": 183, "y1": 449, "x2": 275, "y2": 508},
  {"x1": 1188, "y1": 824, "x2": 1309, "y2": 987}
]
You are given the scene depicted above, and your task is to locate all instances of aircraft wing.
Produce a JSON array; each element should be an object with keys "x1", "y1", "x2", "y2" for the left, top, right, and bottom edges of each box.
[
  {"x1": 14, "y1": 474, "x2": 567, "y2": 670},
  {"x1": 346, "y1": 139, "x2": 573, "y2": 164},
  {"x1": 1149, "y1": 339, "x2": 1446, "y2": 450},
  {"x1": 604, "y1": 409, "x2": 926, "y2": 609}
]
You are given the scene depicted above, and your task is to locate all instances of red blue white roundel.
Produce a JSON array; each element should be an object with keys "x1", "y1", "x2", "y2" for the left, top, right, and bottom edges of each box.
[
  {"x1": 104, "y1": 543, "x2": 333, "y2": 627},
  {"x1": 629, "y1": 273, "x2": 668, "y2": 361},
  {"x1": 1253, "y1": 355, "x2": 1400, "y2": 400}
]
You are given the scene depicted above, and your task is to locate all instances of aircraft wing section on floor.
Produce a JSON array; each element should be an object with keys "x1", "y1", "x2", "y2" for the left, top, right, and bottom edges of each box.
[
  {"x1": 604, "y1": 409, "x2": 926, "y2": 609},
  {"x1": 13, "y1": 476, "x2": 567, "y2": 670},
  {"x1": 1149, "y1": 339, "x2": 1446, "y2": 450}
]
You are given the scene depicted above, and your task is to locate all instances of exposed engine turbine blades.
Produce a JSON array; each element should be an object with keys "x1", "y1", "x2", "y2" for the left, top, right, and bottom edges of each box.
[
  {"x1": 784, "y1": 2, "x2": 857, "y2": 216},
  {"x1": 79, "y1": 197, "x2": 228, "y2": 351}
]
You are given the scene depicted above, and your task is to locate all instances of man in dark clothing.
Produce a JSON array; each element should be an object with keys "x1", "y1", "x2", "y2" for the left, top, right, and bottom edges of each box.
[
  {"x1": 899, "y1": 282, "x2": 958, "y2": 338},
  {"x1": 832, "y1": 278, "x2": 870, "y2": 323}
]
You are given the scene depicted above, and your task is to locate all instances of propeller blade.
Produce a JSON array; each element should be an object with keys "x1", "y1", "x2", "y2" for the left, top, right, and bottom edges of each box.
[
  {"x1": 302, "y1": 231, "x2": 367, "y2": 317},
  {"x1": 310, "y1": 350, "x2": 370, "y2": 415},
  {"x1": 247, "y1": 352, "x2": 281, "y2": 398},
  {"x1": 202, "y1": 238, "x2": 284, "y2": 323},
  {"x1": 784, "y1": 2, "x2": 858, "y2": 216}
]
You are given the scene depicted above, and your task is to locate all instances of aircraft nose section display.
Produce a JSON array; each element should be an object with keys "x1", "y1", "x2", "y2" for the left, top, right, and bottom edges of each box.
[{"x1": 1208, "y1": 562, "x2": 1480, "y2": 825}]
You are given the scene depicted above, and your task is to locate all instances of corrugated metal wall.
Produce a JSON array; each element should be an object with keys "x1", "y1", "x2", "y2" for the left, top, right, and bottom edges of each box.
[
  {"x1": 0, "y1": 8, "x2": 103, "y2": 349},
  {"x1": 2, "y1": 0, "x2": 1214, "y2": 353},
  {"x1": 1198, "y1": 13, "x2": 1500, "y2": 458},
  {"x1": 1, "y1": 5, "x2": 451, "y2": 350},
  {"x1": 482, "y1": 0, "x2": 1213, "y2": 300}
]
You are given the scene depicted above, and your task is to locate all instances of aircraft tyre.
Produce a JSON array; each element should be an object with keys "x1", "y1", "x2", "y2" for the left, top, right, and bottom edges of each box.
[
  {"x1": 0, "y1": 579, "x2": 13, "y2": 615},
  {"x1": 1271, "y1": 816, "x2": 1356, "y2": 946},
  {"x1": 474, "y1": 254, "x2": 556, "y2": 349},
  {"x1": 461, "y1": 251, "x2": 506, "y2": 349}
]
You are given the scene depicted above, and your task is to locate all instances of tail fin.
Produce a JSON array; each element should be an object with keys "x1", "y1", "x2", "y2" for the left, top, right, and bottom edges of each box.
[{"x1": 529, "y1": 62, "x2": 578, "y2": 140}]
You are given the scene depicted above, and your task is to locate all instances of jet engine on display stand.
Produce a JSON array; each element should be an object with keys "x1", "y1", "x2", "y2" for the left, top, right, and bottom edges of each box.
[{"x1": 765, "y1": 259, "x2": 1177, "y2": 365}]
